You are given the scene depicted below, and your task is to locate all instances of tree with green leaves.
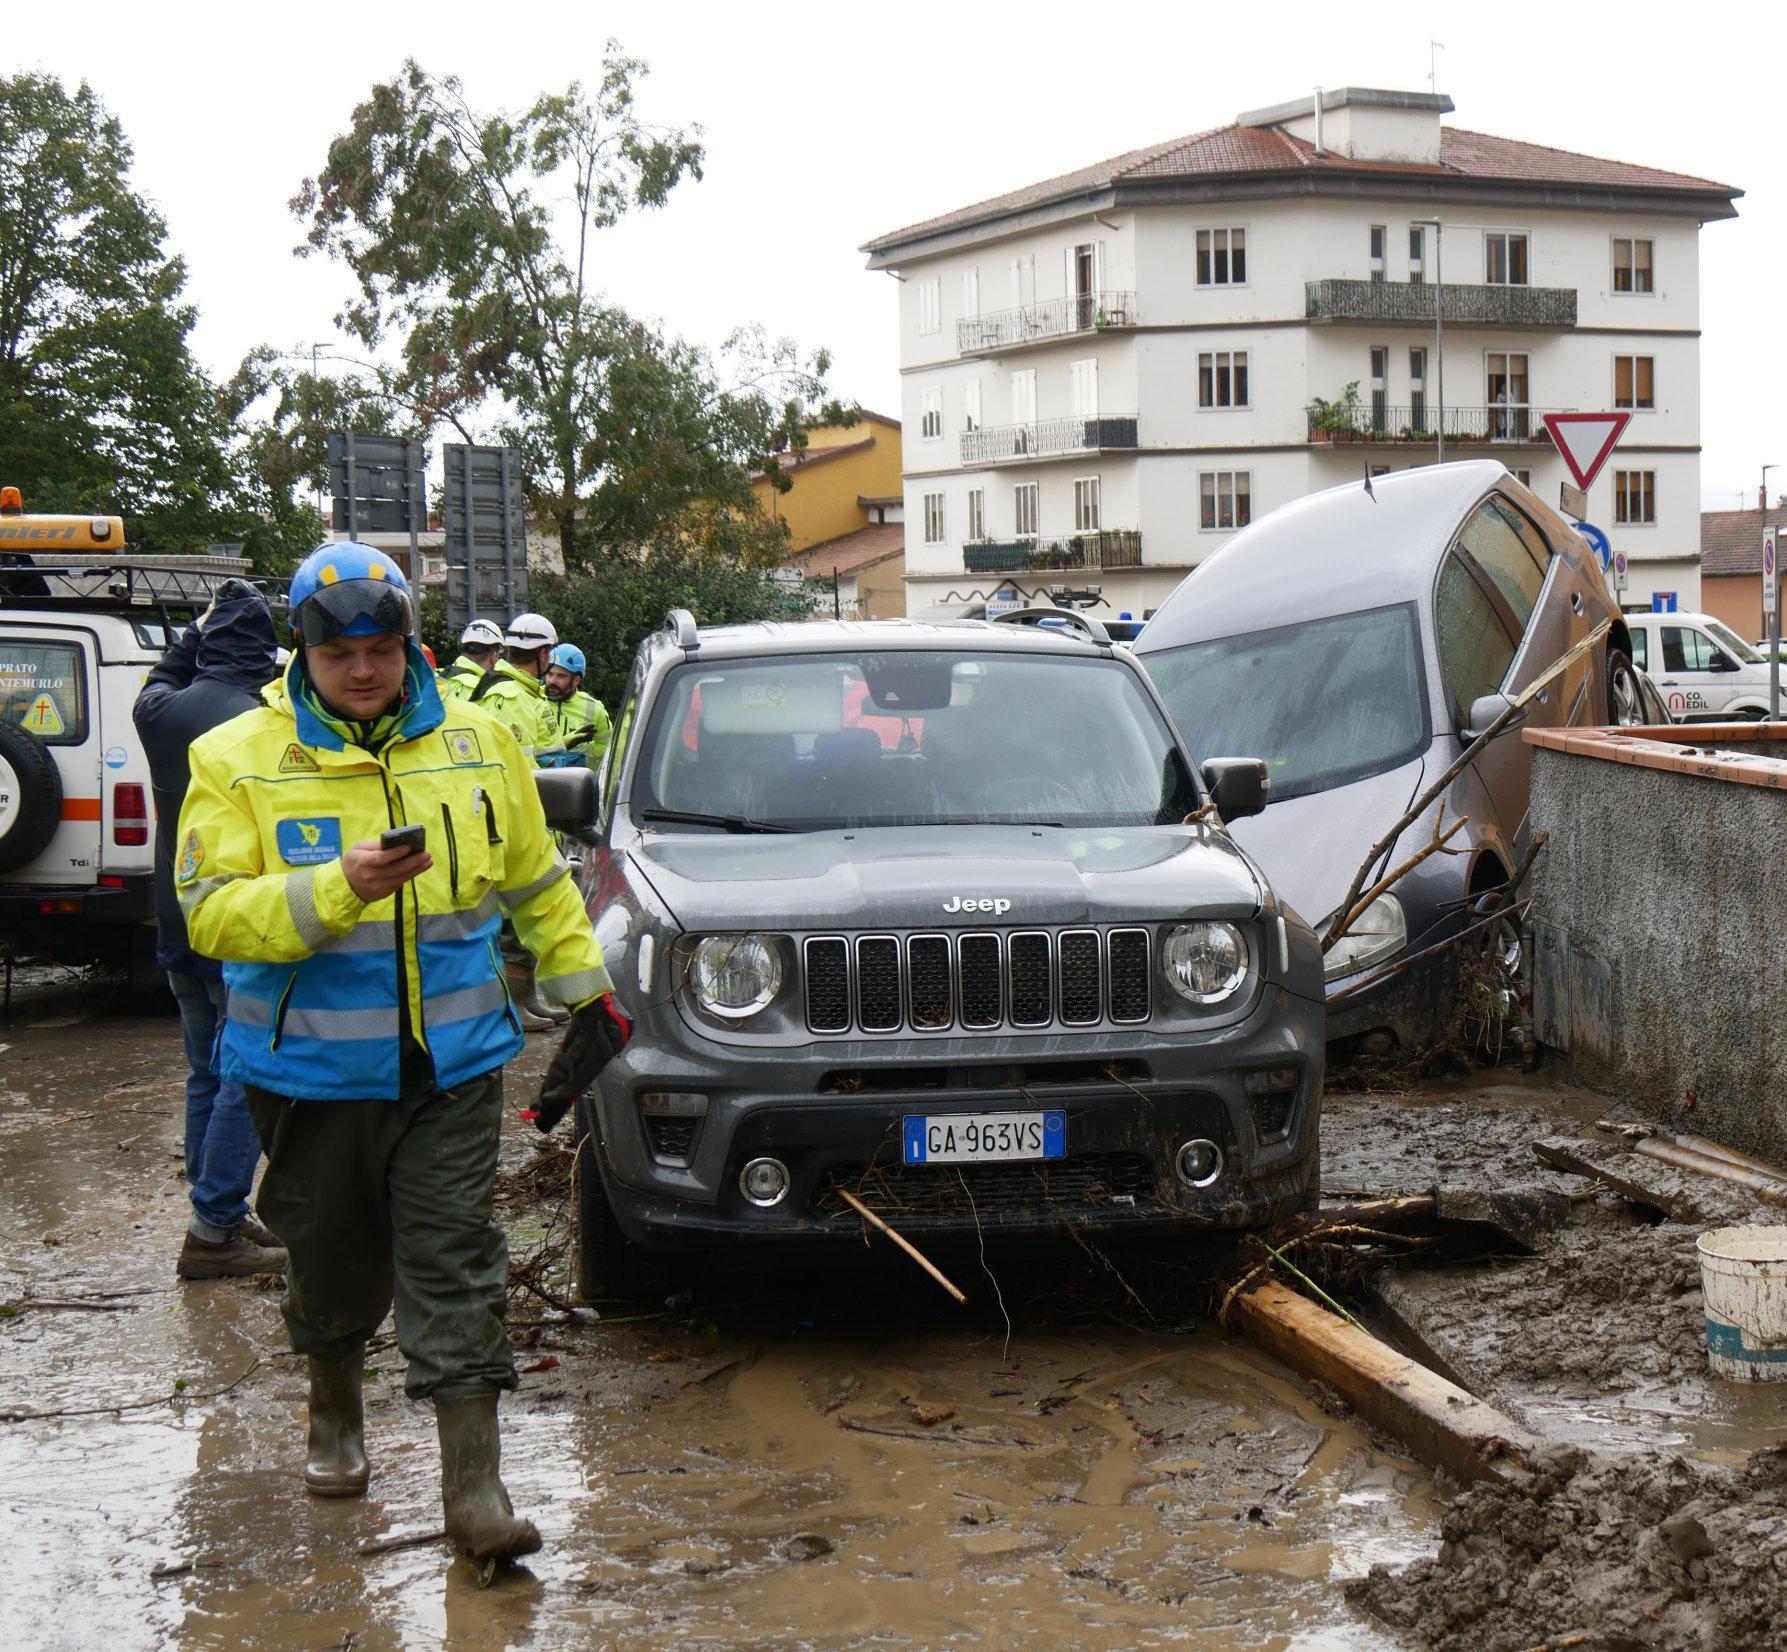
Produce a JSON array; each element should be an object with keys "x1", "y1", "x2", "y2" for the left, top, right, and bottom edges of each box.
[
  {"x1": 293, "y1": 50, "x2": 847, "y2": 567},
  {"x1": 0, "y1": 73, "x2": 231, "y2": 548}
]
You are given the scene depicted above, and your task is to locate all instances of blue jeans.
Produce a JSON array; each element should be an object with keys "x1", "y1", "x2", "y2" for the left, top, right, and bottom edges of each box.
[{"x1": 167, "y1": 970, "x2": 262, "y2": 1238}]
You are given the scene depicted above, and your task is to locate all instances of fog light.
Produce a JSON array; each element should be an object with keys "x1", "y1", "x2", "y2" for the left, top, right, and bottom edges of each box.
[
  {"x1": 739, "y1": 1156, "x2": 790, "y2": 1207},
  {"x1": 1175, "y1": 1138, "x2": 1224, "y2": 1190}
]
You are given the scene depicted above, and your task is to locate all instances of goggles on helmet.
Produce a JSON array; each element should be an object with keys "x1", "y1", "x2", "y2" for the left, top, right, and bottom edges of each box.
[{"x1": 292, "y1": 578, "x2": 417, "y2": 646}]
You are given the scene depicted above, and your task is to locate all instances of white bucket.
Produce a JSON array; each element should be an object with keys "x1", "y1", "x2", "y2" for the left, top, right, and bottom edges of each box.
[{"x1": 1697, "y1": 1225, "x2": 1787, "y2": 1381}]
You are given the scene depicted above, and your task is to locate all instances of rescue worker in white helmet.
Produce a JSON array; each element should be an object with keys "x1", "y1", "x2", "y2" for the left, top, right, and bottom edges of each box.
[
  {"x1": 470, "y1": 613, "x2": 562, "y2": 760},
  {"x1": 439, "y1": 619, "x2": 504, "y2": 701},
  {"x1": 174, "y1": 541, "x2": 630, "y2": 1568}
]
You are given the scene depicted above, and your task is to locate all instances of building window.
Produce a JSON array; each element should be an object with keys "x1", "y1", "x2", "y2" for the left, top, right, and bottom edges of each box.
[
  {"x1": 916, "y1": 278, "x2": 941, "y2": 336},
  {"x1": 1486, "y1": 351, "x2": 1530, "y2": 439},
  {"x1": 1070, "y1": 358, "x2": 1099, "y2": 419},
  {"x1": 1369, "y1": 225, "x2": 1386, "y2": 284},
  {"x1": 1198, "y1": 350, "x2": 1249, "y2": 409},
  {"x1": 1369, "y1": 346, "x2": 1389, "y2": 432},
  {"x1": 1512, "y1": 469, "x2": 1533, "y2": 488},
  {"x1": 1409, "y1": 225, "x2": 1425, "y2": 285},
  {"x1": 1410, "y1": 347, "x2": 1427, "y2": 432},
  {"x1": 1073, "y1": 477, "x2": 1101, "y2": 533},
  {"x1": 1614, "y1": 355, "x2": 1655, "y2": 411},
  {"x1": 923, "y1": 492, "x2": 946, "y2": 544},
  {"x1": 920, "y1": 387, "x2": 942, "y2": 441},
  {"x1": 961, "y1": 380, "x2": 981, "y2": 433},
  {"x1": 1196, "y1": 228, "x2": 1246, "y2": 285},
  {"x1": 1014, "y1": 482, "x2": 1039, "y2": 538},
  {"x1": 1199, "y1": 470, "x2": 1251, "y2": 531},
  {"x1": 1484, "y1": 232, "x2": 1529, "y2": 286},
  {"x1": 1614, "y1": 470, "x2": 1656, "y2": 525},
  {"x1": 1613, "y1": 238, "x2": 1654, "y2": 294},
  {"x1": 961, "y1": 266, "x2": 980, "y2": 319},
  {"x1": 967, "y1": 488, "x2": 985, "y2": 542}
]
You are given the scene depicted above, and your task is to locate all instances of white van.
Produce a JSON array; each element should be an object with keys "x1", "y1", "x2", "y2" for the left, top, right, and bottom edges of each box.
[
  {"x1": 1623, "y1": 611, "x2": 1776, "y2": 722},
  {"x1": 0, "y1": 504, "x2": 259, "y2": 992}
]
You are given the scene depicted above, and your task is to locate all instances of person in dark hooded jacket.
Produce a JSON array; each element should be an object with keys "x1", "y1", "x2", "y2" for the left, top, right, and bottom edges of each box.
[{"x1": 134, "y1": 583, "x2": 289, "y2": 1279}]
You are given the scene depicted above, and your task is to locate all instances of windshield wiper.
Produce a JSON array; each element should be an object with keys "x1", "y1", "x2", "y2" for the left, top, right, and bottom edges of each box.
[
  {"x1": 639, "y1": 807, "x2": 799, "y2": 835},
  {"x1": 929, "y1": 817, "x2": 1065, "y2": 828}
]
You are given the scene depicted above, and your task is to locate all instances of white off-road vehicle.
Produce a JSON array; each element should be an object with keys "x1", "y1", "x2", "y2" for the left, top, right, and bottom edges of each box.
[{"x1": 0, "y1": 503, "x2": 259, "y2": 994}]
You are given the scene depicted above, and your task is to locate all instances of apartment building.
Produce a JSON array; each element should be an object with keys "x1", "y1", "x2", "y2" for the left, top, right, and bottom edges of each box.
[{"x1": 863, "y1": 88, "x2": 1740, "y2": 618}]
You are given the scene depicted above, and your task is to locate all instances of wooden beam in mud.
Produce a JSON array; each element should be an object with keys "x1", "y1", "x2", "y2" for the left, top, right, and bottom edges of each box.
[{"x1": 1229, "y1": 1279, "x2": 1536, "y2": 1484}]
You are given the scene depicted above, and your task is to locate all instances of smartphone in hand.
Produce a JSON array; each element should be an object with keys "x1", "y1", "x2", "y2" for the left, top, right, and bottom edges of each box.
[{"x1": 379, "y1": 824, "x2": 427, "y2": 857}]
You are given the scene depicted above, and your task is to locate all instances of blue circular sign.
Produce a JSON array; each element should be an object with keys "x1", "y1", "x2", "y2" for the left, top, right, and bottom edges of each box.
[
  {"x1": 104, "y1": 746, "x2": 128, "y2": 769},
  {"x1": 1572, "y1": 520, "x2": 1611, "y2": 570}
]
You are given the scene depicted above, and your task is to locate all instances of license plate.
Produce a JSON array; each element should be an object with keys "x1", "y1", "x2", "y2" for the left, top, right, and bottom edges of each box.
[{"x1": 902, "y1": 1110, "x2": 1066, "y2": 1165}]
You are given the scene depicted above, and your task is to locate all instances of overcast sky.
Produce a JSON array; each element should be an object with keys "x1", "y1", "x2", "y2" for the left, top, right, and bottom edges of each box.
[{"x1": 12, "y1": 1, "x2": 1784, "y2": 514}]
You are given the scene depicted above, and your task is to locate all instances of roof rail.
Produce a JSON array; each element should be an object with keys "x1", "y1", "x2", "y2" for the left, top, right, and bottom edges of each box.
[
  {"x1": 988, "y1": 606, "x2": 1112, "y2": 647},
  {"x1": 664, "y1": 608, "x2": 699, "y2": 650},
  {"x1": 0, "y1": 553, "x2": 275, "y2": 613}
]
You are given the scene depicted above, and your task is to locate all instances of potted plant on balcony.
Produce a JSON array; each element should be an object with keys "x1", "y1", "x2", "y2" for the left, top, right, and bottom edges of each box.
[{"x1": 1305, "y1": 381, "x2": 1363, "y2": 443}]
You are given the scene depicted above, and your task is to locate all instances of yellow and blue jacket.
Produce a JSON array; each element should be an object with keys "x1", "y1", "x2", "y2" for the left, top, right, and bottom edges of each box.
[{"x1": 176, "y1": 647, "x2": 610, "y2": 1101}]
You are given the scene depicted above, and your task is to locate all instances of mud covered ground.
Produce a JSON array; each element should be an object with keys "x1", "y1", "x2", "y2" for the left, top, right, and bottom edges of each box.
[{"x1": 5, "y1": 975, "x2": 1785, "y2": 1651}]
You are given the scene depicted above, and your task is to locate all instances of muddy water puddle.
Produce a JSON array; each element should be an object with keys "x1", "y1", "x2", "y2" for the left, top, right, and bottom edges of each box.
[{"x1": 1, "y1": 1002, "x2": 1439, "y2": 1649}]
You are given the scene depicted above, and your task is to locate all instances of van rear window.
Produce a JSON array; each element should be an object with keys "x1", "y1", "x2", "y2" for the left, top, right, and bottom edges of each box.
[{"x1": 0, "y1": 639, "x2": 87, "y2": 745}]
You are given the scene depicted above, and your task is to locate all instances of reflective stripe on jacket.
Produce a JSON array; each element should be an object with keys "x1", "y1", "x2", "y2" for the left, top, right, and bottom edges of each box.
[
  {"x1": 477, "y1": 661, "x2": 560, "y2": 758},
  {"x1": 176, "y1": 650, "x2": 610, "y2": 1101}
]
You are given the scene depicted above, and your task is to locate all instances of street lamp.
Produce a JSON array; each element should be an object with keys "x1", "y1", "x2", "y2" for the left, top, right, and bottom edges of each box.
[{"x1": 1411, "y1": 219, "x2": 1444, "y2": 462}]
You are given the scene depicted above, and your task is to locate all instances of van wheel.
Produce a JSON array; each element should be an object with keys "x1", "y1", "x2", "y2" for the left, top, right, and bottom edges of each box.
[
  {"x1": 572, "y1": 1099, "x2": 669, "y2": 1304},
  {"x1": 1606, "y1": 650, "x2": 1643, "y2": 726},
  {"x1": 0, "y1": 720, "x2": 63, "y2": 873}
]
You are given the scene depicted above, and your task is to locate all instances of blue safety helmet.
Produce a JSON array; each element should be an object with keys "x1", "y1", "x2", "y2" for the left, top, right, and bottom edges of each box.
[
  {"x1": 548, "y1": 642, "x2": 585, "y2": 675},
  {"x1": 287, "y1": 542, "x2": 416, "y2": 645}
]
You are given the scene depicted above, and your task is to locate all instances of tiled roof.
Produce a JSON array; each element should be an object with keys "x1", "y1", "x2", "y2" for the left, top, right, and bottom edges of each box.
[
  {"x1": 788, "y1": 523, "x2": 905, "y2": 580},
  {"x1": 764, "y1": 435, "x2": 878, "y2": 475},
  {"x1": 1701, "y1": 507, "x2": 1780, "y2": 578},
  {"x1": 865, "y1": 121, "x2": 1738, "y2": 251}
]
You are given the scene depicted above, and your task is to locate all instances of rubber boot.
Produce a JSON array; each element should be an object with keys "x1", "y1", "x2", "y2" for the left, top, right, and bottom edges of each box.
[
  {"x1": 504, "y1": 962, "x2": 560, "y2": 1032},
  {"x1": 435, "y1": 1390, "x2": 542, "y2": 1563},
  {"x1": 305, "y1": 1352, "x2": 370, "y2": 1498}
]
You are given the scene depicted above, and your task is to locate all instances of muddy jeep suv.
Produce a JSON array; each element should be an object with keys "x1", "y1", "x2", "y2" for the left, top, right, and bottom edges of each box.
[{"x1": 548, "y1": 609, "x2": 1325, "y2": 1297}]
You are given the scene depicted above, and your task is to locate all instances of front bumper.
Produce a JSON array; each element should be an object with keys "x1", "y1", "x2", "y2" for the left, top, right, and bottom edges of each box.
[{"x1": 586, "y1": 986, "x2": 1323, "y2": 1254}]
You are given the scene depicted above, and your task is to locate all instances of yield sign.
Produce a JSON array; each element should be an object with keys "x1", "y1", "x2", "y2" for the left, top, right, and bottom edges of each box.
[{"x1": 1543, "y1": 412, "x2": 1631, "y2": 492}]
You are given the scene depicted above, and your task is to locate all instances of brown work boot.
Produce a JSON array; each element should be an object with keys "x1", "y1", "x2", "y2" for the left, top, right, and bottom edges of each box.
[
  {"x1": 305, "y1": 1352, "x2": 370, "y2": 1498},
  {"x1": 435, "y1": 1390, "x2": 542, "y2": 1564},
  {"x1": 505, "y1": 962, "x2": 563, "y2": 1032},
  {"x1": 238, "y1": 1213, "x2": 281, "y2": 1248},
  {"x1": 177, "y1": 1229, "x2": 287, "y2": 1279}
]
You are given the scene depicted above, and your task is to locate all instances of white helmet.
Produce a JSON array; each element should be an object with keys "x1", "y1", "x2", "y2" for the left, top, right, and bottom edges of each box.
[
  {"x1": 460, "y1": 618, "x2": 503, "y2": 648},
  {"x1": 503, "y1": 612, "x2": 558, "y2": 649}
]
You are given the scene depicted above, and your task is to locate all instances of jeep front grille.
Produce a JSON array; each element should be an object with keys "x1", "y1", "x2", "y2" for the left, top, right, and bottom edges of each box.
[{"x1": 803, "y1": 927, "x2": 1151, "y2": 1034}]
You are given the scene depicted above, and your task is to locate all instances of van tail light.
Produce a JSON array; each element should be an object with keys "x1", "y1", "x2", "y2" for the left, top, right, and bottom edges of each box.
[{"x1": 113, "y1": 782, "x2": 149, "y2": 847}]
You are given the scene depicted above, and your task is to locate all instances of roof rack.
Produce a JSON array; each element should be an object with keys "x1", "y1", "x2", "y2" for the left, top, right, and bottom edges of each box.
[
  {"x1": 988, "y1": 606, "x2": 1112, "y2": 647},
  {"x1": 0, "y1": 553, "x2": 279, "y2": 615},
  {"x1": 663, "y1": 607, "x2": 699, "y2": 651}
]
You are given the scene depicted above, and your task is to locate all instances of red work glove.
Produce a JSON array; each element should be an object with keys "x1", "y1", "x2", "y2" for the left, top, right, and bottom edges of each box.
[{"x1": 523, "y1": 994, "x2": 632, "y2": 1134}]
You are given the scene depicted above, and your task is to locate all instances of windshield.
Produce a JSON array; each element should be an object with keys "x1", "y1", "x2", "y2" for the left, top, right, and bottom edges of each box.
[
  {"x1": 1144, "y1": 604, "x2": 1429, "y2": 804},
  {"x1": 630, "y1": 651, "x2": 1199, "y2": 830},
  {"x1": 1702, "y1": 617, "x2": 1763, "y2": 665}
]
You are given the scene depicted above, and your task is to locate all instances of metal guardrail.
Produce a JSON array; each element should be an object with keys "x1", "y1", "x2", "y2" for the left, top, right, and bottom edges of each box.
[
  {"x1": 956, "y1": 291, "x2": 1138, "y2": 354},
  {"x1": 1307, "y1": 404, "x2": 1569, "y2": 445},
  {"x1": 963, "y1": 530, "x2": 1142, "y2": 574},
  {"x1": 1305, "y1": 278, "x2": 1577, "y2": 329},
  {"x1": 961, "y1": 416, "x2": 1139, "y2": 465}
]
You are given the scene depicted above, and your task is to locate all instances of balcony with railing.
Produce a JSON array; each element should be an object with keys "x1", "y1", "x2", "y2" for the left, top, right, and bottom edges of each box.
[
  {"x1": 956, "y1": 291, "x2": 1138, "y2": 356},
  {"x1": 1307, "y1": 403, "x2": 1568, "y2": 446},
  {"x1": 961, "y1": 415, "x2": 1139, "y2": 466},
  {"x1": 1305, "y1": 279, "x2": 1577, "y2": 329},
  {"x1": 963, "y1": 529, "x2": 1143, "y2": 575}
]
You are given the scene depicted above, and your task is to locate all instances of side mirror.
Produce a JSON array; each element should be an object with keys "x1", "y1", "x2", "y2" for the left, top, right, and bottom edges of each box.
[
  {"x1": 1709, "y1": 653, "x2": 1740, "y2": 672},
  {"x1": 534, "y1": 765, "x2": 598, "y2": 834},
  {"x1": 1464, "y1": 692, "x2": 1528, "y2": 742},
  {"x1": 1200, "y1": 757, "x2": 1269, "y2": 821}
]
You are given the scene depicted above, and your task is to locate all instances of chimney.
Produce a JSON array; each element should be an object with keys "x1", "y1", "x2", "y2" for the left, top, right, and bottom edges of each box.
[{"x1": 1314, "y1": 87, "x2": 1325, "y2": 155}]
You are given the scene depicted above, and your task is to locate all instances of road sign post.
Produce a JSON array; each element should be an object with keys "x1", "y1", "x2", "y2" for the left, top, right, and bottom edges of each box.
[
  {"x1": 1612, "y1": 550, "x2": 1629, "y2": 597},
  {"x1": 442, "y1": 445, "x2": 528, "y2": 631},
  {"x1": 1766, "y1": 525, "x2": 1780, "y2": 720}
]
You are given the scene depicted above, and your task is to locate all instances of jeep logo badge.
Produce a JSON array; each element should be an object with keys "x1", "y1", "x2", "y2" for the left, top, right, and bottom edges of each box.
[{"x1": 943, "y1": 895, "x2": 1011, "y2": 916}]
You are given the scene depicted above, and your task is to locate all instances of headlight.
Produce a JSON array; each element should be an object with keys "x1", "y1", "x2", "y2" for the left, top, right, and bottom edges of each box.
[
  {"x1": 688, "y1": 934, "x2": 783, "y2": 1019},
  {"x1": 1322, "y1": 893, "x2": 1408, "y2": 981},
  {"x1": 1162, "y1": 922, "x2": 1250, "y2": 1004}
]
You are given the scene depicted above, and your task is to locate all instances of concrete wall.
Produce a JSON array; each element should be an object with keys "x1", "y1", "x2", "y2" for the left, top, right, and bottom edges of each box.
[{"x1": 1528, "y1": 725, "x2": 1787, "y2": 1160}]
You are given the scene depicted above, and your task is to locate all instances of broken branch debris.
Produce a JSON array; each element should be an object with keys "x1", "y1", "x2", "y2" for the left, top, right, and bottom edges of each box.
[{"x1": 837, "y1": 1189, "x2": 968, "y2": 1305}]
